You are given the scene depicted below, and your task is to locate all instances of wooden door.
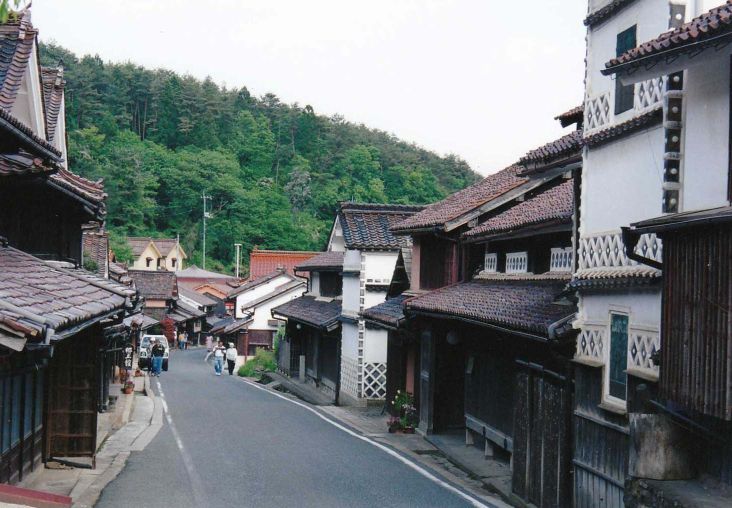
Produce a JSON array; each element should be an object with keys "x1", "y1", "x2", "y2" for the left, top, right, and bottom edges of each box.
[
  {"x1": 46, "y1": 331, "x2": 98, "y2": 459},
  {"x1": 512, "y1": 361, "x2": 572, "y2": 508}
]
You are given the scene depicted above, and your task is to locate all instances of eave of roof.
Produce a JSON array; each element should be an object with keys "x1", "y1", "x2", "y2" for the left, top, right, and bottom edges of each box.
[
  {"x1": 604, "y1": 1, "x2": 732, "y2": 76},
  {"x1": 628, "y1": 205, "x2": 732, "y2": 234},
  {"x1": 271, "y1": 295, "x2": 342, "y2": 331},
  {"x1": 584, "y1": 0, "x2": 638, "y2": 28}
]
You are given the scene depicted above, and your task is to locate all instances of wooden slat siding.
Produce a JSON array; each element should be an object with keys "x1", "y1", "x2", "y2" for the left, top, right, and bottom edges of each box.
[
  {"x1": 528, "y1": 375, "x2": 542, "y2": 505},
  {"x1": 573, "y1": 365, "x2": 628, "y2": 508},
  {"x1": 660, "y1": 226, "x2": 732, "y2": 420},
  {"x1": 512, "y1": 371, "x2": 529, "y2": 499}
]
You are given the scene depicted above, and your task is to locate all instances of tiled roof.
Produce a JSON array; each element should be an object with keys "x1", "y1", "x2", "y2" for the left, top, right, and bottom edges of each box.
[
  {"x1": 178, "y1": 285, "x2": 218, "y2": 307},
  {"x1": 518, "y1": 131, "x2": 582, "y2": 174},
  {"x1": 174, "y1": 300, "x2": 205, "y2": 319},
  {"x1": 583, "y1": 107, "x2": 663, "y2": 148},
  {"x1": 0, "y1": 105, "x2": 62, "y2": 158},
  {"x1": 464, "y1": 179, "x2": 574, "y2": 240},
  {"x1": 177, "y1": 265, "x2": 235, "y2": 280},
  {"x1": 0, "y1": 11, "x2": 35, "y2": 112},
  {"x1": 239, "y1": 279, "x2": 305, "y2": 311},
  {"x1": 248, "y1": 249, "x2": 320, "y2": 280},
  {"x1": 82, "y1": 229, "x2": 108, "y2": 277},
  {"x1": 360, "y1": 295, "x2": 407, "y2": 329},
  {"x1": 154, "y1": 238, "x2": 185, "y2": 257},
  {"x1": 49, "y1": 167, "x2": 107, "y2": 212},
  {"x1": 584, "y1": 0, "x2": 637, "y2": 27},
  {"x1": 391, "y1": 166, "x2": 527, "y2": 233},
  {"x1": 295, "y1": 251, "x2": 344, "y2": 271},
  {"x1": 272, "y1": 295, "x2": 342, "y2": 331},
  {"x1": 227, "y1": 268, "x2": 294, "y2": 298},
  {"x1": 554, "y1": 105, "x2": 584, "y2": 128},
  {"x1": 338, "y1": 202, "x2": 423, "y2": 249},
  {"x1": 605, "y1": 1, "x2": 732, "y2": 72},
  {"x1": 210, "y1": 316, "x2": 252, "y2": 336},
  {"x1": 474, "y1": 272, "x2": 572, "y2": 282},
  {"x1": 569, "y1": 267, "x2": 661, "y2": 290},
  {"x1": 405, "y1": 280, "x2": 575, "y2": 336},
  {"x1": 0, "y1": 245, "x2": 129, "y2": 343},
  {"x1": 0, "y1": 150, "x2": 54, "y2": 177},
  {"x1": 129, "y1": 270, "x2": 177, "y2": 300},
  {"x1": 40, "y1": 66, "x2": 64, "y2": 142},
  {"x1": 127, "y1": 237, "x2": 156, "y2": 258}
]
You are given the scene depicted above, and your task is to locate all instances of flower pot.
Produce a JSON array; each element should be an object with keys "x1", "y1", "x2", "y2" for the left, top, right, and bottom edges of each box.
[
  {"x1": 122, "y1": 387, "x2": 133, "y2": 395},
  {"x1": 402, "y1": 427, "x2": 415, "y2": 434}
]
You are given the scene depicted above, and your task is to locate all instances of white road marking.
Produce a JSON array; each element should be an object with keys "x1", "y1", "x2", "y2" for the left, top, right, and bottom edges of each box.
[
  {"x1": 155, "y1": 379, "x2": 209, "y2": 508},
  {"x1": 239, "y1": 378, "x2": 499, "y2": 508}
]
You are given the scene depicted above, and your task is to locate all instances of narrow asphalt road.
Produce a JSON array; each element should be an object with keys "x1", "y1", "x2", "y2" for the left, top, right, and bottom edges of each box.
[{"x1": 96, "y1": 349, "x2": 488, "y2": 508}]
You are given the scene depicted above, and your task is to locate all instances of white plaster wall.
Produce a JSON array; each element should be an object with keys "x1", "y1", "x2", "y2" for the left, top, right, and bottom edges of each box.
[
  {"x1": 343, "y1": 249, "x2": 361, "y2": 272},
  {"x1": 682, "y1": 55, "x2": 731, "y2": 211},
  {"x1": 341, "y1": 321, "x2": 359, "y2": 359},
  {"x1": 249, "y1": 289, "x2": 302, "y2": 330},
  {"x1": 579, "y1": 290, "x2": 662, "y2": 330},
  {"x1": 235, "y1": 275, "x2": 292, "y2": 310},
  {"x1": 329, "y1": 219, "x2": 346, "y2": 252},
  {"x1": 363, "y1": 328, "x2": 388, "y2": 363},
  {"x1": 581, "y1": 127, "x2": 664, "y2": 234},
  {"x1": 131, "y1": 244, "x2": 160, "y2": 270},
  {"x1": 310, "y1": 272, "x2": 320, "y2": 295},
  {"x1": 364, "y1": 289, "x2": 387, "y2": 311},
  {"x1": 586, "y1": 0, "x2": 670, "y2": 108},
  {"x1": 11, "y1": 44, "x2": 46, "y2": 138},
  {"x1": 363, "y1": 251, "x2": 398, "y2": 282},
  {"x1": 342, "y1": 274, "x2": 361, "y2": 315}
]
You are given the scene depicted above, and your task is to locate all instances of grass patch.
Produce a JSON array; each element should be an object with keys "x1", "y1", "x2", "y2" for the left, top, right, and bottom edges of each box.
[{"x1": 237, "y1": 349, "x2": 276, "y2": 378}]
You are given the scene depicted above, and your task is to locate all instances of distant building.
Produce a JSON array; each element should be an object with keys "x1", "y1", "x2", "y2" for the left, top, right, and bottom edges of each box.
[
  {"x1": 127, "y1": 237, "x2": 187, "y2": 271},
  {"x1": 248, "y1": 248, "x2": 319, "y2": 280}
]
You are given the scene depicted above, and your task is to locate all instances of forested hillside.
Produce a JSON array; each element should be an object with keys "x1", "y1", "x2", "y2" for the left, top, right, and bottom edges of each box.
[{"x1": 39, "y1": 43, "x2": 479, "y2": 273}]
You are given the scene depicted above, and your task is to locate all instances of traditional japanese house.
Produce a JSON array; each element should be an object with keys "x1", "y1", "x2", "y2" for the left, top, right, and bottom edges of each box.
[
  {"x1": 248, "y1": 248, "x2": 319, "y2": 280},
  {"x1": 0, "y1": 7, "x2": 139, "y2": 481},
  {"x1": 128, "y1": 270, "x2": 178, "y2": 322},
  {"x1": 569, "y1": 1, "x2": 717, "y2": 505},
  {"x1": 272, "y1": 251, "x2": 343, "y2": 400},
  {"x1": 600, "y1": 3, "x2": 732, "y2": 504},
  {"x1": 394, "y1": 126, "x2": 581, "y2": 507},
  {"x1": 225, "y1": 269, "x2": 306, "y2": 356},
  {"x1": 330, "y1": 202, "x2": 422, "y2": 405}
]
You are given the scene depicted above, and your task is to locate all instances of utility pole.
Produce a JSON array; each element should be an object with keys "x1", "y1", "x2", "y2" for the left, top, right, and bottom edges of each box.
[
  {"x1": 234, "y1": 243, "x2": 242, "y2": 279},
  {"x1": 202, "y1": 192, "x2": 211, "y2": 270}
]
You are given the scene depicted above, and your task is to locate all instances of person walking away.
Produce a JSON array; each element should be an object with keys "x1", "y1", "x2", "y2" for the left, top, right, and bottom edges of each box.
[
  {"x1": 184, "y1": 331, "x2": 190, "y2": 350},
  {"x1": 151, "y1": 339, "x2": 165, "y2": 377},
  {"x1": 178, "y1": 331, "x2": 185, "y2": 350},
  {"x1": 205, "y1": 335, "x2": 214, "y2": 362},
  {"x1": 226, "y1": 342, "x2": 237, "y2": 375},
  {"x1": 213, "y1": 341, "x2": 226, "y2": 376}
]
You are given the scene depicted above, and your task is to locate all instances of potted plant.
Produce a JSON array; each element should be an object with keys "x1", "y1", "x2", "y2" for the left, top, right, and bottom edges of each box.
[
  {"x1": 122, "y1": 379, "x2": 135, "y2": 395},
  {"x1": 387, "y1": 390, "x2": 416, "y2": 433},
  {"x1": 388, "y1": 416, "x2": 401, "y2": 433}
]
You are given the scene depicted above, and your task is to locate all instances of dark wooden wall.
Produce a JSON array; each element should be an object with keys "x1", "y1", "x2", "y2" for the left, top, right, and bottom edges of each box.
[
  {"x1": 573, "y1": 364, "x2": 629, "y2": 508},
  {"x1": 660, "y1": 225, "x2": 732, "y2": 421}
]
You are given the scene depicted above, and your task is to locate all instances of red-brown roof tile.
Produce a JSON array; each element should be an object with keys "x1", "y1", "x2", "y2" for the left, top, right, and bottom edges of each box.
[
  {"x1": 0, "y1": 10, "x2": 35, "y2": 112},
  {"x1": 0, "y1": 150, "x2": 54, "y2": 177},
  {"x1": 605, "y1": 1, "x2": 732, "y2": 72},
  {"x1": 554, "y1": 105, "x2": 584, "y2": 128},
  {"x1": 48, "y1": 167, "x2": 107, "y2": 214},
  {"x1": 391, "y1": 166, "x2": 527, "y2": 233},
  {"x1": 40, "y1": 66, "x2": 64, "y2": 142},
  {"x1": 518, "y1": 131, "x2": 582, "y2": 174},
  {"x1": 464, "y1": 179, "x2": 574, "y2": 241},
  {"x1": 583, "y1": 107, "x2": 663, "y2": 148},
  {"x1": 248, "y1": 249, "x2": 320, "y2": 280}
]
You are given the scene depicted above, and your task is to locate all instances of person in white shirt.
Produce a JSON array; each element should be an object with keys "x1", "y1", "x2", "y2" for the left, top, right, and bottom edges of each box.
[
  {"x1": 213, "y1": 341, "x2": 226, "y2": 376},
  {"x1": 225, "y1": 343, "x2": 238, "y2": 376}
]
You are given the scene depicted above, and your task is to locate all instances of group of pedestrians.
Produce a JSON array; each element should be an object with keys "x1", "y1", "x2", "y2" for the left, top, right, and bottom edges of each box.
[{"x1": 209, "y1": 339, "x2": 238, "y2": 376}]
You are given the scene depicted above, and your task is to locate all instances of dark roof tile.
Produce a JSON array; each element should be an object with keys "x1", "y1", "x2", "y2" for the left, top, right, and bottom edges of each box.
[
  {"x1": 129, "y1": 270, "x2": 177, "y2": 300},
  {"x1": 518, "y1": 131, "x2": 582, "y2": 174},
  {"x1": 272, "y1": 295, "x2": 342, "y2": 331},
  {"x1": 405, "y1": 280, "x2": 574, "y2": 336},
  {"x1": 584, "y1": 0, "x2": 638, "y2": 27},
  {"x1": 339, "y1": 202, "x2": 422, "y2": 249},
  {"x1": 583, "y1": 107, "x2": 663, "y2": 148},
  {"x1": 295, "y1": 251, "x2": 344, "y2": 271},
  {"x1": 360, "y1": 295, "x2": 407, "y2": 329}
]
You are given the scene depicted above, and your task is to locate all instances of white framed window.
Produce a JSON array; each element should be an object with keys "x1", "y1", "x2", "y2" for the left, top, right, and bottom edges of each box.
[
  {"x1": 484, "y1": 251, "x2": 497, "y2": 272},
  {"x1": 604, "y1": 310, "x2": 630, "y2": 409},
  {"x1": 550, "y1": 247, "x2": 573, "y2": 272},
  {"x1": 505, "y1": 251, "x2": 528, "y2": 274}
]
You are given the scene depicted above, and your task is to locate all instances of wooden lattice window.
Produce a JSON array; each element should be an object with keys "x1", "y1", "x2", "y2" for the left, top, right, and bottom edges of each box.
[{"x1": 607, "y1": 313, "x2": 629, "y2": 402}]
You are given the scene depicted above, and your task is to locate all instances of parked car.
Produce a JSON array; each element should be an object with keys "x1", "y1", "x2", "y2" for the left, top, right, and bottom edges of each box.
[{"x1": 138, "y1": 334, "x2": 169, "y2": 371}]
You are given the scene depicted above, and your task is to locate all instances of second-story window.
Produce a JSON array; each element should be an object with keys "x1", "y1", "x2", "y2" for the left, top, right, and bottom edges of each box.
[
  {"x1": 607, "y1": 313, "x2": 629, "y2": 403},
  {"x1": 146, "y1": 257, "x2": 152, "y2": 268},
  {"x1": 615, "y1": 25, "x2": 637, "y2": 115},
  {"x1": 171, "y1": 258, "x2": 177, "y2": 268},
  {"x1": 156, "y1": 258, "x2": 162, "y2": 269},
  {"x1": 319, "y1": 272, "x2": 342, "y2": 298}
]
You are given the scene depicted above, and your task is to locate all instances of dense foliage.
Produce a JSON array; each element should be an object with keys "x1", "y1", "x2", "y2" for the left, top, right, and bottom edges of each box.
[{"x1": 40, "y1": 44, "x2": 479, "y2": 273}]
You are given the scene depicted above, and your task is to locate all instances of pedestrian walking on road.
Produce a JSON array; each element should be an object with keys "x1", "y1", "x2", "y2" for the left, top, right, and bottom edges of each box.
[
  {"x1": 178, "y1": 331, "x2": 186, "y2": 350},
  {"x1": 226, "y1": 342, "x2": 237, "y2": 376},
  {"x1": 213, "y1": 340, "x2": 226, "y2": 376},
  {"x1": 151, "y1": 338, "x2": 165, "y2": 377},
  {"x1": 184, "y1": 331, "x2": 189, "y2": 350}
]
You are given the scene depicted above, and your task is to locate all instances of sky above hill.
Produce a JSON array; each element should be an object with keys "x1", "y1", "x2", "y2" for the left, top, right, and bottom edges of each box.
[{"x1": 33, "y1": 0, "x2": 587, "y2": 176}]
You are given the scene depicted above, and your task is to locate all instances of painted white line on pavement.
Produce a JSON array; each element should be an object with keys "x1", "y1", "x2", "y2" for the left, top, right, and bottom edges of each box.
[
  {"x1": 239, "y1": 378, "x2": 497, "y2": 508},
  {"x1": 155, "y1": 379, "x2": 209, "y2": 508}
]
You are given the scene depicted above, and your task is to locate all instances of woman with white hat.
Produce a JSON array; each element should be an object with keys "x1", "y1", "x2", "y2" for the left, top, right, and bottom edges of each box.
[{"x1": 225, "y1": 342, "x2": 238, "y2": 376}]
